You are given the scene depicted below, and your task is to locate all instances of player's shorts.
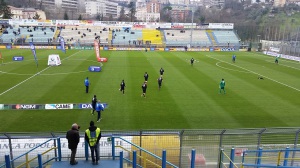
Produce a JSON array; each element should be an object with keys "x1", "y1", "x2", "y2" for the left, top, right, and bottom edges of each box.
[
  {"x1": 220, "y1": 87, "x2": 224, "y2": 89},
  {"x1": 92, "y1": 104, "x2": 96, "y2": 109},
  {"x1": 143, "y1": 90, "x2": 146, "y2": 93},
  {"x1": 120, "y1": 87, "x2": 125, "y2": 91}
]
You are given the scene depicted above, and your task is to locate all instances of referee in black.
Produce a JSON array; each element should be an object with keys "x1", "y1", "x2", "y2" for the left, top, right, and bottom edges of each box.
[
  {"x1": 158, "y1": 76, "x2": 163, "y2": 90},
  {"x1": 91, "y1": 95, "x2": 97, "y2": 115},
  {"x1": 159, "y1": 68, "x2": 164, "y2": 76},
  {"x1": 141, "y1": 81, "x2": 147, "y2": 98},
  {"x1": 120, "y1": 79, "x2": 126, "y2": 94},
  {"x1": 191, "y1": 58, "x2": 194, "y2": 66},
  {"x1": 144, "y1": 72, "x2": 149, "y2": 82}
]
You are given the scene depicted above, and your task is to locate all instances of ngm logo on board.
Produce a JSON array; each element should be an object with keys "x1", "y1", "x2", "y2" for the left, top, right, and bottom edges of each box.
[
  {"x1": 45, "y1": 104, "x2": 73, "y2": 109},
  {"x1": 12, "y1": 104, "x2": 40, "y2": 109}
]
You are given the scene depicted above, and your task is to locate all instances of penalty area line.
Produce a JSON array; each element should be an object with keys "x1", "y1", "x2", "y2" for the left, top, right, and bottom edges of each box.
[
  {"x1": 207, "y1": 55, "x2": 300, "y2": 92},
  {"x1": 0, "y1": 51, "x2": 83, "y2": 96}
]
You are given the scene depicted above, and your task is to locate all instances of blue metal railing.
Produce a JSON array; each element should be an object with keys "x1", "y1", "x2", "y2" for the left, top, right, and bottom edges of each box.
[
  {"x1": 0, "y1": 137, "x2": 61, "y2": 168},
  {"x1": 242, "y1": 147, "x2": 300, "y2": 168}
]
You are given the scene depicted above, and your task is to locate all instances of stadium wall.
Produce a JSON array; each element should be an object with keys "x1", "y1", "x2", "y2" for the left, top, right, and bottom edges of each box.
[{"x1": 1, "y1": 128, "x2": 300, "y2": 168}]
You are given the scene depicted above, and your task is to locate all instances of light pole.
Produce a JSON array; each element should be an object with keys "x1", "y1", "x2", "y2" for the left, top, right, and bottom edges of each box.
[{"x1": 189, "y1": 7, "x2": 195, "y2": 48}]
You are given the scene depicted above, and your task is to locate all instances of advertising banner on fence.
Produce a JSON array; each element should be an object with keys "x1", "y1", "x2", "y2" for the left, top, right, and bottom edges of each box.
[
  {"x1": 0, "y1": 137, "x2": 132, "y2": 162},
  {"x1": 12, "y1": 104, "x2": 41, "y2": 110},
  {"x1": 16, "y1": 46, "x2": 56, "y2": 49},
  {"x1": 264, "y1": 51, "x2": 300, "y2": 62},
  {"x1": 221, "y1": 48, "x2": 235, "y2": 51},
  {"x1": 208, "y1": 23, "x2": 234, "y2": 29},
  {"x1": 45, "y1": 104, "x2": 74, "y2": 110},
  {"x1": 0, "y1": 104, "x2": 4, "y2": 110}
]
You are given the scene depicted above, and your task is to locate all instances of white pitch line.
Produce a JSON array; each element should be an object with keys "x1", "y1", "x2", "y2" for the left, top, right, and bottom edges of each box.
[
  {"x1": 207, "y1": 55, "x2": 300, "y2": 92},
  {"x1": 0, "y1": 51, "x2": 83, "y2": 96},
  {"x1": 215, "y1": 62, "x2": 250, "y2": 73}
]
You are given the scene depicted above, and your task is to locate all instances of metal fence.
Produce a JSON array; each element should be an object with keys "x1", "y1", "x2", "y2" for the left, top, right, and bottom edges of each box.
[
  {"x1": 1, "y1": 128, "x2": 300, "y2": 168},
  {"x1": 261, "y1": 40, "x2": 300, "y2": 57}
]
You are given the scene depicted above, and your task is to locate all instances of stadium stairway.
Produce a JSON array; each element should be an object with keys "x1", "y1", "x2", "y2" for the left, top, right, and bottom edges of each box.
[
  {"x1": 206, "y1": 30, "x2": 217, "y2": 46},
  {"x1": 50, "y1": 159, "x2": 120, "y2": 168}
]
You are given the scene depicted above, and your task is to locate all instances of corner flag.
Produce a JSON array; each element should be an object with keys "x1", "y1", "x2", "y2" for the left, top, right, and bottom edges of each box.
[
  {"x1": 60, "y1": 36, "x2": 66, "y2": 53},
  {"x1": 29, "y1": 42, "x2": 38, "y2": 67}
]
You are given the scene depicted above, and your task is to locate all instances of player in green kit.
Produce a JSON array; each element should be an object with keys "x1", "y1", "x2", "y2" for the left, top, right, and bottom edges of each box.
[{"x1": 219, "y1": 78, "x2": 226, "y2": 94}]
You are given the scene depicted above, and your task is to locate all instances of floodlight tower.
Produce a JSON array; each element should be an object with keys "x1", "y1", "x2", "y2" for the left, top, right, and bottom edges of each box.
[{"x1": 189, "y1": 6, "x2": 195, "y2": 48}]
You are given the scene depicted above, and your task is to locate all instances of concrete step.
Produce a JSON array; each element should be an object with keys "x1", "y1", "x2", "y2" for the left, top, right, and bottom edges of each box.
[{"x1": 51, "y1": 160, "x2": 119, "y2": 168}]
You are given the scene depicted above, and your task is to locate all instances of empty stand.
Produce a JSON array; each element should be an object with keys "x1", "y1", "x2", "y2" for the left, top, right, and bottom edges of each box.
[
  {"x1": 164, "y1": 30, "x2": 212, "y2": 46},
  {"x1": 212, "y1": 30, "x2": 240, "y2": 46}
]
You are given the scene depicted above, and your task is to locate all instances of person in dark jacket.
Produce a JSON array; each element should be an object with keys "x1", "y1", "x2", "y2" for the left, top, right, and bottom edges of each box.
[
  {"x1": 66, "y1": 123, "x2": 80, "y2": 165},
  {"x1": 85, "y1": 121, "x2": 101, "y2": 165}
]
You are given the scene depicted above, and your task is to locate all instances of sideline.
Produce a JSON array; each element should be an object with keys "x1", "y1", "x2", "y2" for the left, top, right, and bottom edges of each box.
[
  {"x1": 0, "y1": 51, "x2": 83, "y2": 96},
  {"x1": 207, "y1": 55, "x2": 300, "y2": 92}
]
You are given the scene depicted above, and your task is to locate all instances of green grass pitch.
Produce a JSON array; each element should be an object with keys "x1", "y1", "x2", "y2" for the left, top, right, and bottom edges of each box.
[{"x1": 0, "y1": 49, "x2": 299, "y2": 132}]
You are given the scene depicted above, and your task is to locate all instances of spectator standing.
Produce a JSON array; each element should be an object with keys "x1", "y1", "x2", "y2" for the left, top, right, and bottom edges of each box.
[
  {"x1": 85, "y1": 121, "x2": 101, "y2": 165},
  {"x1": 66, "y1": 123, "x2": 80, "y2": 165}
]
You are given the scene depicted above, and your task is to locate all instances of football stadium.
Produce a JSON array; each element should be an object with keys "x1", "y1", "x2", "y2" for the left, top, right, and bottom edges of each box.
[{"x1": 0, "y1": 19, "x2": 300, "y2": 168}]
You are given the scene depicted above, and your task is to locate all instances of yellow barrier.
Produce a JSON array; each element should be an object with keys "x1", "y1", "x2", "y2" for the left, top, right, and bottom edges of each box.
[
  {"x1": 221, "y1": 150, "x2": 239, "y2": 168},
  {"x1": 16, "y1": 147, "x2": 57, "y2": 168},
  {"x1": 116, "y1": 145, "x2": 162, "y2": 168}
]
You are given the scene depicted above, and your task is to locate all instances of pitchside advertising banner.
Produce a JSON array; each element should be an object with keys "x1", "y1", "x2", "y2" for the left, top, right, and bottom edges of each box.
[
  {"x1": 0, "y1": 137, "x2": 132, "y2": 162},
  {"x1": 0, "y1": 103, "x2": 108, "y2": 110}
]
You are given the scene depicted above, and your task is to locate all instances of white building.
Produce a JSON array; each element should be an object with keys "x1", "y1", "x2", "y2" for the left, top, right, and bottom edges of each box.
[
  {"x1": 117, "y1": 6, "x2": 130, "y2": 18},
  {"x1": 36, "y1": 0, "x2": 78, "y2": 10},
  {"x1": 85, "y1": 0, "x2": 118, "y2": 18},
  {"x1": 8, "y1": 6, "x2": 23, "y2": 19},
  {"x1": 8, "y1": 6, "x2": 47, "y2": 20},
  {"x1": 135, "y1": 5, "x2": 160, "y2": 22}
]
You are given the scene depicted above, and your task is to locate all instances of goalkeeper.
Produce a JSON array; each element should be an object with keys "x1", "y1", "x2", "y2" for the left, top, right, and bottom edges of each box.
[{"x1": 219, "y1": 78, "x2": 226, "y2": 94}]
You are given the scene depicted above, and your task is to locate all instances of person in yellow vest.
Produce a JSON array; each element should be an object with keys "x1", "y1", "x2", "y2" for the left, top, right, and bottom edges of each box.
[{"x1": 85, "y1": 121, "x2": 101, "y2": 165}]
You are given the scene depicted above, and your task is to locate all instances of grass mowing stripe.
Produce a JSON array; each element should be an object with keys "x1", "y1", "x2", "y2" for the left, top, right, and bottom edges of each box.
[{"x1": 206, "y1": 55, "x2": 300, "y2": 92}]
